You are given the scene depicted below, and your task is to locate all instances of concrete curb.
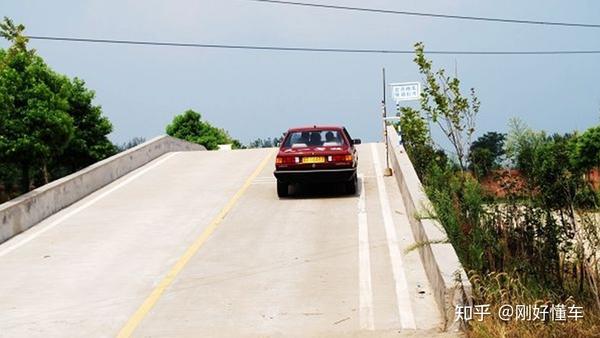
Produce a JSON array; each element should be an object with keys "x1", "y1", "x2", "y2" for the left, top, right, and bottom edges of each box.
[
  {"x1": 0, "y1": 136, "x2": 205, "y2": 244},
  {"x1": 385, "y1": 125, "x2": 472, "y2": 331}
]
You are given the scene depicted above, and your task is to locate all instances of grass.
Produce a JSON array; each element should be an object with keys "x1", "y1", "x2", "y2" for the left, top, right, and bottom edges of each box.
[
  {"x1": 420, "y1": 162, "x2": 600, "y2": 337},
  {"x1": 467, "y1": 271, "x2": 600, "y2": 337}
]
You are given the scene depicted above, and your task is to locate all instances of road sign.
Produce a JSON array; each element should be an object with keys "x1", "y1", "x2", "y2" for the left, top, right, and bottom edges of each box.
[{"x1": 390, "y1": 82, "x2": 421, "y2": 103}]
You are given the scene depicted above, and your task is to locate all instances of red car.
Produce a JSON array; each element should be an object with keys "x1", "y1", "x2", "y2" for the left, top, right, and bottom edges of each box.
[{"x1": 273, "y1": 125, "x2": 361, "y2": 197}]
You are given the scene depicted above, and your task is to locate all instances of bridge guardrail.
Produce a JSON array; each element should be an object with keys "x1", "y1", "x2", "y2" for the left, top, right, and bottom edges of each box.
[
  {"x1": 0, "y1": 136, "x2": 205, "y2": 244},
  {"x1": 386, "y1": 125, "x2": 472, "y2": 331}
]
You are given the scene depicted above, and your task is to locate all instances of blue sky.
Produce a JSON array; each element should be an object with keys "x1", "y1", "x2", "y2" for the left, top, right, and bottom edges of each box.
[{"x1": 2, "y1": 0, "x2": 600, "y2": 145}]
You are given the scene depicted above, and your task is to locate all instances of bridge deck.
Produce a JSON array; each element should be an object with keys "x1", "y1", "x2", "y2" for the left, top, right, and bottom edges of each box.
[{"x1": 0, "y1": 144, "x2": 449, "y2": 337}]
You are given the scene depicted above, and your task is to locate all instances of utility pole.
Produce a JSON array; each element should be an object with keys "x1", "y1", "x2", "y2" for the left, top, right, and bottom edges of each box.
[{"x1": 382, "y1": 68, "x2": 393, "y2": 176}]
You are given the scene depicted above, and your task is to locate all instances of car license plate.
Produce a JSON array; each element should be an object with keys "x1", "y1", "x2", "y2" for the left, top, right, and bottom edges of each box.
[{"x1": 302, "y1": 156, "x2": 325, "y2": 164}]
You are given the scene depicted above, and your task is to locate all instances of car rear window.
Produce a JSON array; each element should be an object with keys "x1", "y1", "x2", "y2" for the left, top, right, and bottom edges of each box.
[{"x1": 282, "y1": 130, "x2": 345, "y2": 148}]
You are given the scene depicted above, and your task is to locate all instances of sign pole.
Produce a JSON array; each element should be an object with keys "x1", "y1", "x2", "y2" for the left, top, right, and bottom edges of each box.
[
  {"x1": 396, "y1": 102, "x2": 401, "y2": 144},
  {"x1": 382, "y1": 68, "x2": 392, "y2": 176}
]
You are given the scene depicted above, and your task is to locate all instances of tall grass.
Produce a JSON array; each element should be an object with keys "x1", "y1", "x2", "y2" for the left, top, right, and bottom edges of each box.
[{"x1": 415, "y1": 142, "x2": 600, "y2": 336}]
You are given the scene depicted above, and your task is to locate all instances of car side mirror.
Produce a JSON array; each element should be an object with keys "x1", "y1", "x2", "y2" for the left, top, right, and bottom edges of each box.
[{"x1": 352, "y1": 139, "x2": 362, "y2": 145}]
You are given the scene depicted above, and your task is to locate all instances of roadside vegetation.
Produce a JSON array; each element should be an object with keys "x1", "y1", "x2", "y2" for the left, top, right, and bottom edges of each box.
[
  {"x1": 0, "y1": 18, "x2": 242, "y2": 203},
  {"x1": 398, "y1": 42, "x2": 600, "y2": 337},
  {"x1": 165, "y1": 109, "x2": 242, "y2": 150},
  {"x1": 0, "y1": 18, "x2": 116, "y2": 201},
  {"x1": 246, "y1": 136, "x2": 283, "y2": 149}
]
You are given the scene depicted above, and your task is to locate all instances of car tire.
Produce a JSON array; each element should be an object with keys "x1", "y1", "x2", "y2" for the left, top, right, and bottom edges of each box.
[
  {"x1": 346, "y1": 175, "x2": 357, "y2": 195},
  {"x1": 277, "y1": 180, "x2": 289, "y2": 197}
]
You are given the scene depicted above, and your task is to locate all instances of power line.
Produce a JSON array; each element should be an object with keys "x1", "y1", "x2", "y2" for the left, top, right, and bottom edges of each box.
[
  {"x1": 26, "y1": 35, "x2": 600, "y2": 55},
  {"x1": 248, "y1": 0, "x2": 600, "y2": 29}
]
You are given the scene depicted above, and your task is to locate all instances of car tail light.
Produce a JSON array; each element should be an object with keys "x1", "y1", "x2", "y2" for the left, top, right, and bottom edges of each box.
[
  {"x1": 276, "y1": 156, "x2": 297, "y2": 164},
  {"x1": 331, "y1": 154, "x2": 353, "y2": 162}
]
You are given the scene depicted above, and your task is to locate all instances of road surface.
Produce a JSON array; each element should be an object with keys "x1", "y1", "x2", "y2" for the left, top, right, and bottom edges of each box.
[{"x1": 0, "y1": 144, "x2": 449, "y2": 337}]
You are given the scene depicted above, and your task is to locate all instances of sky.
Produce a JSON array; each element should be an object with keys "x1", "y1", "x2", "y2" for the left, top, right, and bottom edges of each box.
[{"x1": 2, "y1": 0, "x2": 600, "y2": 146}]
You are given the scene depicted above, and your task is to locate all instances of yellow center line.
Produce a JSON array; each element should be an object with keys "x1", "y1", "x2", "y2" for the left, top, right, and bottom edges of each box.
[{"x1": 117, "y1": 149, "x2": 274, "y2": 338}]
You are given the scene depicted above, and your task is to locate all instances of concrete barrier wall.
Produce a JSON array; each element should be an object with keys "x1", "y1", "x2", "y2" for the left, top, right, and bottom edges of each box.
[
  {"x1": 385, "y1": 125, "x2": 472, "y2": 331},
  {"x1": 0, "y1": 136, "x2": 205, "y2": 244}
]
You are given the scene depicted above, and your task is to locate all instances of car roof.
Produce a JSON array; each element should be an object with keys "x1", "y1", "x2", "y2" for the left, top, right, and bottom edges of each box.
[{"x1": 286, "y1": 125, "x2": 345, "y2": 132}]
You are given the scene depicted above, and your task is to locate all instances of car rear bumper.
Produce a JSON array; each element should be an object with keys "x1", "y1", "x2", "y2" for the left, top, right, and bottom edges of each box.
[{"x1": 274, "y1": 168, "x2": 356, "y2": 183}]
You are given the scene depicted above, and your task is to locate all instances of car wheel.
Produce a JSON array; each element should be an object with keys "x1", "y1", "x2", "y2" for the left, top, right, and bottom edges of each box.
[
  {"x1": 277, "y1": 180, "x2": 289, "y2": 197},
  {"x1": 346, "y1": 176, "x2": 357, "y2": 195}
]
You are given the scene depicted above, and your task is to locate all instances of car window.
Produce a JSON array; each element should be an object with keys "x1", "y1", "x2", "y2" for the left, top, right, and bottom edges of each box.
[{"x1": 282, "y1": 130, "x2": 345, "y2": 148}]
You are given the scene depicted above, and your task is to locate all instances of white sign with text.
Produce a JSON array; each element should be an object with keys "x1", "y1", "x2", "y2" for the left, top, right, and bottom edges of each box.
[{"x1": 390, "y1": 82, "x2": 421, "y2": 103}]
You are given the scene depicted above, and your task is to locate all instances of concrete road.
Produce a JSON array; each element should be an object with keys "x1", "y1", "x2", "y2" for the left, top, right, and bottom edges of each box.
[{"x1": 0, "y1": 144, "x2": 449, "y2": 337}]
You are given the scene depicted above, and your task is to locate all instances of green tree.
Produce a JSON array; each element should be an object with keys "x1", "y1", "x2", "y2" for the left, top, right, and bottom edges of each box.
[
  {"x1": 398, "y1": 107, "x2": 429, "y2": 148},
  {"x1": 468, "y1": 131, "x2": 506, "y2": 179},
  {"x1": 397, "y1": 107, "x2": 447, "y2": 179},
  {"x1": 505, "y1": 119, "x2": 592, "y2": 209},
  {"x1": 413, "y1": 42, "x2": 480, "y2": 172},
  {"x1": 1, "y1": 18, "x2": 115, "y2": 193},
  {"x1": 52, "y1": 77, "x2": 116, "y2": 176},
  {"x1": 117, "y1": 137, "x2": 146, "y2": 152},
  {"x1": 248, "y1": 136, "x2": 283, "y2": 148},
  {"x1": 573, "y1": 125, "x2": 600, "y2": 171},
  {"x1": 166, "y1": 109, "x2": 232, "y2": 150},
  {"x1": 231, "y1": 139, "x2": 245, "y2": 150},
  {"x1": 249, "y1": 138, "x2": 269, "y2": 148},
  {"x1": 0, "y1": 162, "x2": 19, "y2": 202},
  {"x1": 0, "y1": 17, "x2": 74, "y2": 190}
]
